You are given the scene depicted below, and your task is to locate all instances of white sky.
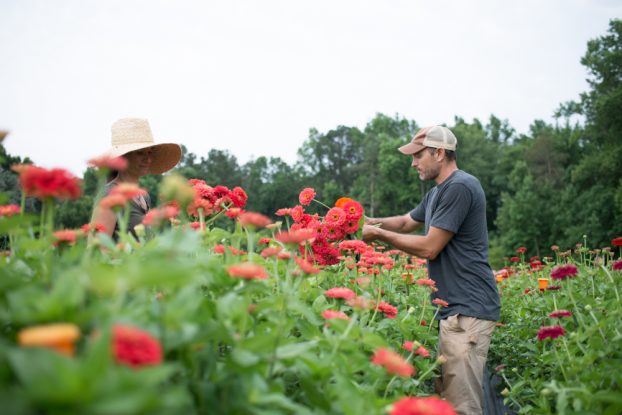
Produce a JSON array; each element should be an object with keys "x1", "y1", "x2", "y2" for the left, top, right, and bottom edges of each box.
[{"x1": 1, "y1": 0, "x2": 620, "y2": 176}]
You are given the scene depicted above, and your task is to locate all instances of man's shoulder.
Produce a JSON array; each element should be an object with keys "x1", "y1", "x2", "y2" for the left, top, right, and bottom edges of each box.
[{"x1": 447, "y1": 170, "x2": 482, "y2": 190}]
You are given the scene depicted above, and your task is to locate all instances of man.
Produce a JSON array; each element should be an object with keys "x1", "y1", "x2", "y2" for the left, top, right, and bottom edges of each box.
[{"x1": 363, "y1": 125, "x2": 500, "y2": 415}]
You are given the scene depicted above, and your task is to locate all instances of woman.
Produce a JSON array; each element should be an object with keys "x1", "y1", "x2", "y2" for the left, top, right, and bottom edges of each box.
[{"x1": 91, "y1": 118, "x2": 181, "y2": 239}]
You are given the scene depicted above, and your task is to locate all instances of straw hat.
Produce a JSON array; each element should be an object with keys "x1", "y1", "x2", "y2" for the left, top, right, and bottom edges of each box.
[{"x1": 104, "y1": 118, "x2": 181, "y2": 175}]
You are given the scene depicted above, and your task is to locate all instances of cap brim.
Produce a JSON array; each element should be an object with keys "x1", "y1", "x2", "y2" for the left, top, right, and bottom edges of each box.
[{"x1": 398, "y1": 142, "x2": 426, "y2": 155}]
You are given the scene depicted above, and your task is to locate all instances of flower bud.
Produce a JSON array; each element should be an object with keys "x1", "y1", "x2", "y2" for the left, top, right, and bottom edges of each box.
[
  {"x1": 159, "y1": 173, "x2": 196, "y2": 208},
  {"x1": 436, "y1": 354, "x2": 448, "y2": 365},
  {"x1": 584, "y1": 304, "x2": 592, "y2": 311},
  {"x1": 501, "y1": 388, "x2": 510, "y2": 397},
  {"x1": 541, "y1": 388, "x2": 551, "y2": 396},
  {"x1": 408, "y1": 307, "x2": 416, "y2": 314},
  {"x1": 511, "y1": 367, "x2": 518, "y2": 373},
  {"x1": 133, "y1": 224, "x2": 146, "y2": 237}
]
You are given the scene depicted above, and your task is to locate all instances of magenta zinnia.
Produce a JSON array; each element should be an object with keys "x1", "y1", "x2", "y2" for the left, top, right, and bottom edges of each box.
[
  {"x1": 550, "y1": 264, "x2": 578, "y2": 280},
  {"x1": 548, "y1": 310, "x2": 573, "y2": 318},
  {"x1": 537, "y1": 325, "x2": 566, "y2": 340}
]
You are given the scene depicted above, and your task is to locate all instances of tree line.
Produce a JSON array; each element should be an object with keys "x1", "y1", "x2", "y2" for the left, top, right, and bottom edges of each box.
[{"x1": 1, "y1": 19, "x2": 620, "y2": 265}]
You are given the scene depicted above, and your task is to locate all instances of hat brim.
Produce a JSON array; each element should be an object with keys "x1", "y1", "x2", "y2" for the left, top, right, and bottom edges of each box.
[
  {"x1": 398, "y1": 142, "x2": 426, "y2": 155},
  {"x1": 105, "y1": 142, "x2": 182, "y2": 175}
]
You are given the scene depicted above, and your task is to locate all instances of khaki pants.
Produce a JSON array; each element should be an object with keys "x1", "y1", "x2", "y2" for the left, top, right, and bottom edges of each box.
[{"x1": 438, "y1": 314, "x2": 496, "y2": 415}]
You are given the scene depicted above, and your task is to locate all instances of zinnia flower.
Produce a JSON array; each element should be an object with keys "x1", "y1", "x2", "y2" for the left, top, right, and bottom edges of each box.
[
  {"x1": 226, "y1": 262, "x2": 269, "y2": 280},
  {"x1": 342, "y1": 200, "x2": 364, "y2": 221},
  {"x1": 550, "y1": 264, "x2": 578, "y2": 280},
  {"x1": 613, "y1": 260, "x2": 622, "y2": 271},
  {"x1": 238, "y1": 212, "x2": 272, "y2": 228},
  {"x1": 19, "y1": 166, "x2": 82, "y2": 200},
  {"x1": 611, "y1": 237, "x2": 622, "y2": 247},
  {"x1": 99, "y1": 194, "x2": 129, "y2": 210},
  {"x1": 322, "y1": 309, "x2": 350, "y2": 321},
  {"x1": 390, "y1": 396, "x2": 457, "y2": 415},
  {"x1": 377, "y1": 301, "x2": 398, "y2": 318},
  {"x1": 415, "y1": 278, "x2": 435, "y2": 287},
  {"x1": 432, "y1": 298, "x2": 449, "y2": 307},
  {"x1": 320, "y1": 224, "x2": 345, "y2": 241},
  {"x1": 324, "y1": 287, "x2": 356, "y2": 300},
  {"x1": 18, "y1": 323, "x2": 81, "y2": 356},
  {"x1": 0, "y1": 204, "x2": 20, "y2": 217},
  {"x1": 53, "y1": 229, "x2": 80, "y2": 246},
  {"x1": 112, "y1": 324, "x2": 163, "y2": 368},
  {"x1": 334, "y1": 197, "x2": 352, "y2": 208},
  {"x1": 88, "y1": 155, "x2": 128, "y2": 171},
  {"x1": 324, "y1": 207, "x2": 346, "y2": 227},
  {"x1": 260, "y1": 246, "x2": 282, "y2": 258},
  {"x1": 294, "y1": 256, "x2": 321, "y2": 274},
  {"x1": 548, "y1": 310, "x2": 573, "y2": 318},
  {"x1": 229, "y1": 187, "x2": 248, "y2": 208},
  {"x1": 371, "y1": 348, "x2": 415, "y2": 377},
  {"x1": 110, "y1": 183, "x2": 148, "y2": 199},
  {"x1": 537, "y1": 325, "x2": 566, "y2": 340},
  {"x1": 142, "y1": 205, "x2": 180, "y2": 226},
  {"x1": 516, "y1": 246, "x2": 527, "y2": 254},
  {"x1": 275, "y1": 229, "x2": 316, "y2": 244},
  {"x1": 298, "y1": 188, "x2": 316, "y2": 206}
]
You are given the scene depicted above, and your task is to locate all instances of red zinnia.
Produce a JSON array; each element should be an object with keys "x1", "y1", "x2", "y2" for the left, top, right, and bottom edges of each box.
[
  {"x1": 510, "y1": 256, "x2": 520, "y2": 262},
  {"x1": 291, "y1": 205, "x2": 304, "y2": 222},
  {"x1": 229, "y1": 186, "x2": 248, "y2": 208},
  {"x1": 320, "y1": 224, "x2": 345, "y2": 241},
  {"x1": 611, "y1": 237, "x2": 622, "y2": 247},
  {"x1": 432, "y1": 298, "x2": 449, "y2": 307},
  {"x1": 516, "y1": 246, "x2": 527, "y2": 254},
  {"x1": 324, "y1": 287, "x2": 356, "y2": 300},
  {"x1": 548, "y1": 310, "x2": 573, "y2": 318},
  {"x1": 613, "y1": 260, "x2": 622, "y2": 271},
  {"x1": 342, "y1": 200, "x2": 364, "y2": 221},
  {"x1": 112, "y1": 324, "x2": 163, "y2": 368},
  {"x1": 226, "y1": 262, "x2": 269, "y2": 280},
  {"x1": 298, "y1": 188, "x2": 316, "y2": 206},
  {"x1": 19, "y1": 166, "x2": 81, "y2": 200},
  {"x1": 537, "y1": 325, "x2": 566, "y2": 341},
  {"x1": 390, "y1": 396, "x2": 457, "y2": 415},
  {"x1": 371, "y1": 348, "x2": 415, "y2": 377},
  {"x1": 550, "y1": 264, "x2": 578, "y2": 280},
  {"x1": 322, "y1": 309, "x2": 350, "y2": 321}
]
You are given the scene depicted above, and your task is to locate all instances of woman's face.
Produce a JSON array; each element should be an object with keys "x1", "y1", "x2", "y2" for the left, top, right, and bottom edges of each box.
[{"x1": 124, "y1": 148, "x2": 154, "y2": 177}]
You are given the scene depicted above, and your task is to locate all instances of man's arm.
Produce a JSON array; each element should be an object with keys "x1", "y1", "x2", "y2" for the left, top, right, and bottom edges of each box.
[
  {"x1": 362, "y1": 225, "x2": 454, "y2": 260},
  {"x1": 365, "y1": 214, "x2": 422, "y2": 233}
]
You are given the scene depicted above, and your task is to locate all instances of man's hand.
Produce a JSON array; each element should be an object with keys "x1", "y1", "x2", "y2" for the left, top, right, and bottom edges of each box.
[{"x1": 362, "y1": 224, "x2": 378, "y2": 242}]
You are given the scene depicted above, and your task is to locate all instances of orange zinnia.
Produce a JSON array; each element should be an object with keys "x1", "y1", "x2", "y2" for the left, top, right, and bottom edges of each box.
[{"x1": 18, "y1": 323, "x2": 81, "y2": 356}]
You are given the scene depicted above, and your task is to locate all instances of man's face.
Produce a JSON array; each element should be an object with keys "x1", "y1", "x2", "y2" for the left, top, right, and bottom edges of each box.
[
  {"x1": 411, "y1": 148, "x2": 441, "y2": 181},
  {"x1": 124, "y1": 148, "x2": 154, "y2": 177}
]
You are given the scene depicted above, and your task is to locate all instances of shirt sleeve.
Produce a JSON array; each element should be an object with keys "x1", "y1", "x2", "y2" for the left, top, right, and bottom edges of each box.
[
  {"x1": 429, "y1": 183, "x2": 472, "y2": 233},
  {"x1": 409, "y1": 195, "x2": 427, "y2": 222}
]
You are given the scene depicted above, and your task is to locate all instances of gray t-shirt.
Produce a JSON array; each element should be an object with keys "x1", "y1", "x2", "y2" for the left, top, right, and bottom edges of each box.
[
  {"x1": 101, "y1": 182, "x2": 151, "y2": 240},
  {"x1": 410, "y1": 170, "x2": 500, "y2": 321}
]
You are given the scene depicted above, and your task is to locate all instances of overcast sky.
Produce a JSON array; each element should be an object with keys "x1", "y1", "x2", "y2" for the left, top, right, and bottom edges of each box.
[{"x1": 1, "y1": 0, "x2": 620, "y2": 176}]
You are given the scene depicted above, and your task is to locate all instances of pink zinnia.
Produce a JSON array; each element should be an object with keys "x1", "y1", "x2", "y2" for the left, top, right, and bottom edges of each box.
[
  {"x1": 371, "y1": 348, "x2": 415, "y2": 377},
  {"x1": 324, "y1": 287, "x2": 356, "y2": 300},
  {"x1": 415, "y1": 278, "x2": 435, "y2": 287},
  {"x1": 0, "y1": 204, "x2": 21, "y2": 217},
  {"x1": 548, "y1": 310, "x2": 573, "y2": 318},
  {"x1": 390, "y1": 396, "x2": 457, "y2": 415},
  {"x1": 432, "y1": 298, "x2": 449, "y2": 307},
  {"x1": 298, "y1": 188, "x2": 316, "y2": 206},
  {"x1": 238, "y1": 211, "x2": 272, "y2": 228},
  {"x1": 537, "y1": 325, "x2": 566, "y2": 340},
  {"x1": 275, "y1": 229, "x2": 316, "y2": 244},
  {"x1": 322, "y1": 309, "x2": 350, "y2": 321},
  {"x1": 550, "y1": 264, "x2": 578, "y2": 280},
  {"x1": 226, "y1": 263, "x2": 269, "y2": 280},
  {"x1": 88, "y1": 155, "x2": 128, "y2": 171},
  {"x1": 324, "y1": 207, "x2": 346, "y2": 227},
  {"x1": 613, "y1": 260, "x2": 622, "y2": 271},
  {"x1": 377, "y1": 301, "x2": 398, "y2": 319}
]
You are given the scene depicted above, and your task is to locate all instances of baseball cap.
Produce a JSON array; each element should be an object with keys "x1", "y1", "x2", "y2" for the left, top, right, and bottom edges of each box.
[{"x1": 398, "y1": 126, "x2": 458, "y2": 155}]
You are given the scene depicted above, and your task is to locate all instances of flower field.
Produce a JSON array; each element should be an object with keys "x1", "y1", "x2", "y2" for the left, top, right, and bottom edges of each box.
[{"x1": 0, "y1": 167, "x2": 621, "y2": 414}]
